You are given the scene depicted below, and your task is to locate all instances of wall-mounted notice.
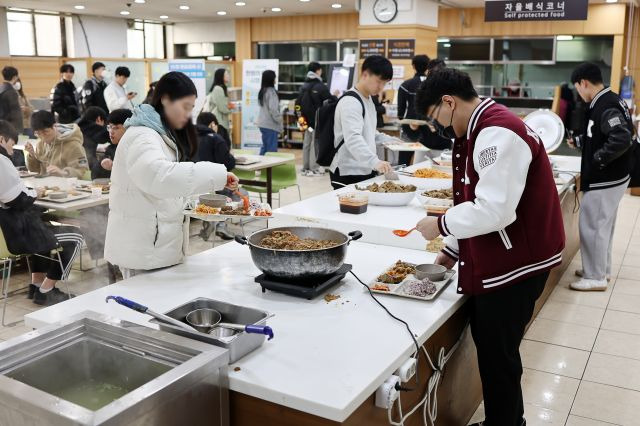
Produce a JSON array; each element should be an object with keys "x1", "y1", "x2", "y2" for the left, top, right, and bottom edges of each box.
[
  {"x1": 241, "y1": 59, "x2": 279, "y2": 150},
  {"x1": 359, "y1": 39, "x2": 386, "y2": 58},
  {"x1": 388, "y1": 39, "x2": 415, "y2": 59},
  {"x1": 485, "y1": 0, "x2": 588, "y2": 22},
  {"x1": 168, "y1": 59, "x2": 206, "y2": 119}
]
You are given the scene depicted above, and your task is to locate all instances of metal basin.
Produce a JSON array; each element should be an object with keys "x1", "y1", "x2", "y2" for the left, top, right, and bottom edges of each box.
[{"x1": 0, "y1": 312, "x2": 229, "y2": 426}]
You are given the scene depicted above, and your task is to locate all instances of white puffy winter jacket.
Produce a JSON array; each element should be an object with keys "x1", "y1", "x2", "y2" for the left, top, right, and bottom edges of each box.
[{"x1": 104, "y1": 126, "x2": 226, "y2": 270}]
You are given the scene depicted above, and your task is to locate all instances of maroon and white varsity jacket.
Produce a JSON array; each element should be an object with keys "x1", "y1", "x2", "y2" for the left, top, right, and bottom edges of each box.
[{"x1": 438, "y1": 98, "x2": 565, "y2": 295}]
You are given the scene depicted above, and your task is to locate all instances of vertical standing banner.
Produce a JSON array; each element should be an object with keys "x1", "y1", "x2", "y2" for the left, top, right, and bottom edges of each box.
[
  {"x1": 168, "y1": 59, "x2": 207, "y2": 120},
  {"x1": 241, "y1": 59, "x2": 279, "y2": 150}
]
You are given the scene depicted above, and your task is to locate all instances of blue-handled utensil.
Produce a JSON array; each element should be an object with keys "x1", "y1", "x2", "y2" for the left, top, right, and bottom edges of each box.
[
  {"x1": 105, "y1": 295, "x2": 199, "y2": 332},
  {"x1": 217, "y1": 322, "x2": 274, "y2": 340}
]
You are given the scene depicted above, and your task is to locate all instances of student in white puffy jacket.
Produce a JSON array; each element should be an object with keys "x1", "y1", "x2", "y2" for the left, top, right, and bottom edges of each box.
[{"x1": 104, "y1": 71, "x2": 237, "y2": 277}]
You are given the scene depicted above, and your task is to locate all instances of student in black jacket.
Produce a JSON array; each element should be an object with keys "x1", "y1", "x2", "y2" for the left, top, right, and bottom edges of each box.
[
  {"x1": 93, "y1": 108, "x2": 133, "y2": 180},
  {"x1": 568, "y1": 62, "x2": 636, "y2": 292},
  {"x1": 398, "y1": 54, "x2": 430, "y2": 142},
  {"x1": 78, "y1": 106, "x2": 110, "y2": 179},
  {"x1": 0, "y1": 66, "x2": 23, "y2": 133},
  {"x1": 81, "y1": 62, "x2": 109, "y2": 114},
  {"x1": 51, "y1": 64, "x2": 80, "y2": 124},
  {"x1": 195, "y1": 112, "x2": 235, "y2": 171},
  {"x1": 0, "y1": 120, "x2": 83, "y2": 306}
]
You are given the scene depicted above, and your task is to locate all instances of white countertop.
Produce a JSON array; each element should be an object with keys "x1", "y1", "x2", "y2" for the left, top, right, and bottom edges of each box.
[
  {"x1": 272, "y1": 156, "x2": 581, "y2": 251},
  {"x1": 25, "y1": 241, "x2": 464, "y2": 422}
]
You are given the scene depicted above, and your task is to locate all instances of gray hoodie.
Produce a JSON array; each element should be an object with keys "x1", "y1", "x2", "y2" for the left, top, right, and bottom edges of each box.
[{"x1": 256, "y1": 87, "x2": 283, "y2": 133}]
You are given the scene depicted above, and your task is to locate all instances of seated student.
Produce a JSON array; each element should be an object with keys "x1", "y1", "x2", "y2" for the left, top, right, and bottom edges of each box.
[
  {"x1": 77, "y1": 106, "x2": 110, "y2": 179},
  {"x1": 25, "y1": 110, "x2": 89, "y2": 178},
  {"x1": 195, "y1": 111, "x2": 241, "y2": 241},
  {"x1": 329, "y1": 55, "x2": 395, "y2": 189},
  {"x1": 0, "y1": 120, "x2": 83, "y2": 306},
  {"x1": 195, "y1": 112, "x2": 236, "y2": 171},
  {"x1": 93, "y1": 108, "x2": 133, "y2": 180}
]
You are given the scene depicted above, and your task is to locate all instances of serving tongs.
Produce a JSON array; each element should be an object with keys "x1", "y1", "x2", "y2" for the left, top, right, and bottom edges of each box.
[{"x1": 384, "y1": 164, "x2": 410, "y2": 181}]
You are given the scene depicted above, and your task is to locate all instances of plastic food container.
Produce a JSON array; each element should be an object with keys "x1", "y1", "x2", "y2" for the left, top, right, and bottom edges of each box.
[{"x1": 338, "y1": 192, "x2": 368, "y2": 214}]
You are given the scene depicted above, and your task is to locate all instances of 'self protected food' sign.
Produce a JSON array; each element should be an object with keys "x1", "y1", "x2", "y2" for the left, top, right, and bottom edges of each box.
[{"x1": 485, "y1": 0, "x2": 588, "y2": 22}]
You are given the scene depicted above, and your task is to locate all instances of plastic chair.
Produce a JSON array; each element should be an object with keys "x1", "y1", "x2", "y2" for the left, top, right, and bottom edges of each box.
[
  {"x1": 241, "y1": 152, "x2": 301, "y2": 207},
  {"x1": 231, "y1": 149, "x2": 258, "y2": 182},
  {"x1": 0, "y1": 228, "x2": 71, "y2": 326},
  {"x1": 82, "y1": 169, "x2": 91, "y2": 181}
]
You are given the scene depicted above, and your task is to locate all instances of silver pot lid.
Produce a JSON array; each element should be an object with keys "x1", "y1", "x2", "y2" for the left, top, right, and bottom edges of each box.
[{"x1": 523, "y1": 109, "x2": 565, "y2": 154}]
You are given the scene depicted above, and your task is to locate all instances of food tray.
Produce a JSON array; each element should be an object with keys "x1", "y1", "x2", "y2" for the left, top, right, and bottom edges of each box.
[
  {"x1": 369, "y1": 263, "x2": 456, "y2": 301},
  {"x1": 76, "y1": 185, "x2": 110, "y2": 194},
  {"x1": 235, "y1": 156, "x2": 261, "y2": 165},
  {"x1": 39, "y1": 192, "x2": 91, "y2": 203},
  {"x1": 18, "y1": 171, "x2": 38, "y2": 178}
]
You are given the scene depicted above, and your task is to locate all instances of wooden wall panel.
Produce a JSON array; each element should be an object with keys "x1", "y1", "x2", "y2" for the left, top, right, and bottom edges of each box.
[
  {"x1": 0, "y1": 57, "x2": 62, "y2": 98},
  {"x1": 249, "y1": 13, "x2": 358, "y2": 42}
]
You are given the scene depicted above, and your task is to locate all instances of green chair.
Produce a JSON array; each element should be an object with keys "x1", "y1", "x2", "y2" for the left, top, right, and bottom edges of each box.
[
  {"x1": 231, "y1": 149, "x2": 258, "y2": 182},
  {"x1": 241, "y1": 152, "x2": 301, "y2": 207},
  {"x1": 0, "y1": 228, "x2": 71, "y2": 326},
  {"x1": 82, "y1": 169, "x2": 91, "y2": 181}
]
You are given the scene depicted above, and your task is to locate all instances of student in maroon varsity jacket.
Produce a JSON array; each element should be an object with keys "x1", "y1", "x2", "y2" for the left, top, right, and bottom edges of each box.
[
  {"x1": 568, "y1": 62, "x2": 635, "y2": 292},
  {"x1": 414, "y1": 68, "x2": 565, "y2": 426}
]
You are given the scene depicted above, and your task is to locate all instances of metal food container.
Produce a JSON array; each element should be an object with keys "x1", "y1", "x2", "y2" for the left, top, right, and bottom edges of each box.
[
  {"x1": 0, "y1": 312, "x2": 229, "y2": 426},
  {"x1": 150, "y1": 298, "x2": 271, "y2": 363}
]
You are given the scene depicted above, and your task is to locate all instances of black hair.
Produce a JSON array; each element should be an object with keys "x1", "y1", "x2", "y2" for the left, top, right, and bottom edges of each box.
[
  {"x1": 308, "y1": 61, "x2": 322, "y2": 73},
  {"x1": 361, "y1": 55, "x2": 393, "y2": 81},
  {"x1": 60, "y1": 64, "x2": 75, "y2": 74},
  {"x1": 107, "y1": 109, "x2": 133, "y2": 126},
  {"x1": 79, "y1": 106, "x2": 107, "y2": 125},
  {"x1": 412, "y1": 55, "x2": 430, "y2": 75},
  {"x1": 92, "y1": 61, "x2": 105, "y2": 73},
  {"x1": 209, "y1": 68, "x2": 228, "y2": 97},
  {"x1": 150, "y1": 71, "x2": 198, "y2": 160},
  {"x1": 115, "y1": 66, "x2": 131, "y2": 78},
  {"x1": 2, "y1": 66, "x2": 18, "y2": 81},
  {"x1": 196, "y1": 111, "x2": 218, "y2": 127},
  {"x1": 415, "y1": 68, "x2": 478, "y2": 114},
  {"x1": 571, "y1": 62, "x2": 603, "y2": 85},
  {"x1": 16, "y1": 78, "x2": 26, "y2": 99},
  {"x1": 258, "y1": 70, "x2": 276, "y2": 107},
  {"x1": 30, "y1": 110, "x2": 56, "y2": 131},
  {"x1": 427, "y1": 58, "x2": 446, "y2": 72},
  {"x1": 0, "y1": 120, "x2": 18, "y2": 145}
]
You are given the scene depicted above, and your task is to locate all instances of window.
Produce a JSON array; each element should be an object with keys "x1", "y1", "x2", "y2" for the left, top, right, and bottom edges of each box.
[
  {"x1": 7, "y1": 12, "x2": 35, "y2": 55},
  {"x1": 493, "y1": 38, "x2": 554, "y2": 62},
  {"x1": 438, "y1": 39, "x2": 492, "y2": 62},
  {"x1": 6, "y1": 10, "x2": 63, "y2": 56},
  {"x1": 127, "y1": 20, "x2": 165, "y2": 59}
]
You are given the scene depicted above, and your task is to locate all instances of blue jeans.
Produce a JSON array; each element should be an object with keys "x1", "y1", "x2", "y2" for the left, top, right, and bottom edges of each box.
[{"x1": 259, "y1": 127, "x2": 279, "y2": 155}]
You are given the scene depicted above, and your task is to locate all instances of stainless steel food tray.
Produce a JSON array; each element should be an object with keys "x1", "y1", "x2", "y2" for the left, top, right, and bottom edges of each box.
[
  {"x1": 369, "y1": 263, "x2": 456, "y2": 301},
  {"x1": 149, "y1": 298, "x2": 271, "y2": 363}
]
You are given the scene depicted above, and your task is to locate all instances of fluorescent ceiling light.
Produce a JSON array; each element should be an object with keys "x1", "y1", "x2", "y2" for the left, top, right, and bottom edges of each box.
[
  {"x1": 179, "y1": 5, "x2": 190, "y2": 10},
  {"x1": 299, "y1": 0, "x2": 311, "y2": 2},
  {"x1": 443, "y1": 43, "x2": 451, "y2": 48},
  {"x1": 74, "y1": 5, "x2": 85, "y2": 9},
  {"x1": 120, "y1": 10, "x2": 130, "y2": 15},
  {"x1": 217, "y1": 10, "x2": 227, "y2": 15},
  {"x1": 556, "y1": 35, "x2": 573, "y2": 41},
  {"x1": 235, "y1": 1, "x2": 246, "y2": 5},
  {"x1": 437, "y1": 38, "x2": 450, "y2": 43},
  {"x1": 331, "y1": 3, "x2": 342, "y2": 8},
  {"x1": 271, "y1": 7, "x2": 282, "y2": 12},
  {"x1": 605, "y1": 0, "x2": 618, "y2": 3},
  {"x1": 160, "y1": 15, "x2": 169, "y2": 19},
  {"x1": 134, "y1": 0, "x2": 145, "y2": 3}
]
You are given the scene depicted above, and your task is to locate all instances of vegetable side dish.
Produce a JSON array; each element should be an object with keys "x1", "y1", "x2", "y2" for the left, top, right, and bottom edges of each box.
[
  {"x1": 422, "y1": 188, "x2": 453, "y2": 199},
  {"x1": 376, "y1": 260, "x2": 416, "y2": 284},
  {"x1": 258, "y1": 230, "x2": 340, "y2": 250},
  {"x1": 356, "y1": 181, "x2": 417, "y2": 193}
]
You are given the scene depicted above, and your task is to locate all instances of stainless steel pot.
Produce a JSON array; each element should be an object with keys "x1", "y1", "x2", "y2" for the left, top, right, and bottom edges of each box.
[{"x1": 235, "y1": 226, "x2": 362, "y2": 279}]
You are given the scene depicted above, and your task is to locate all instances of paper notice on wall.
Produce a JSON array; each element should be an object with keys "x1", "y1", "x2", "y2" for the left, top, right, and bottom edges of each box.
[
  {"x1": 241, "y1": 59, "x2": 279, "y2": 150},
  {"x1": 342, "y1": 53, "x2": 356, "y2": 68},
  {"x1": 168, "y1": 59, "x2": 206, "y2": 120},
  {"x1": 392, "y1": 65, "x2": 405, "y2": 79},
  {"x1": 385, "y1": 79, "x2": 404, "y2": 90}
]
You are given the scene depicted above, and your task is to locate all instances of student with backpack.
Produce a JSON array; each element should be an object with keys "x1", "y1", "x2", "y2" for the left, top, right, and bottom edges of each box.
[
  {"x1": 324, "y1": 56, "x2": 394, "y2": 189},
  {"x1": 296, "y1": 62, "x2": 335, "y2": 176}
]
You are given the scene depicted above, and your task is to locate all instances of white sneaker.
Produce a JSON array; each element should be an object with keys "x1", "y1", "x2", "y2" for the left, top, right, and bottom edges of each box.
[
  {"x1": 570, "y1": 278, "x2": 608, "y2": 292},
  {"x1": 311, "y1": 169, "x2": 325, "y2": 176},
  {"x1": 575, "y1": 269, "x2": 611, "y2": 282}
]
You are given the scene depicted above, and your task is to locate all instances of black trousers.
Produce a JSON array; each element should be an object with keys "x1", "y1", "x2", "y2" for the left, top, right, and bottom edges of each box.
[
  {"x1": 31, "y1": 225, "x2": 83, "y2": 281},
  {"x1": 470, "y1": 271, "x2": 549, "y2": 426},
  {"x1": 329, "y1": 168, "x2": 376, "y2": 190}
]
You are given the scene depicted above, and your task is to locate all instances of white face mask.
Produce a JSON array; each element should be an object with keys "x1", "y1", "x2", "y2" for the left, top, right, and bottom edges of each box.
[
  {"x1": 12, "y1": 82, "x2": 21, "y2": 91},
  {"x1": 102, "y1": 70, "x2": 112, "y2": 80}
]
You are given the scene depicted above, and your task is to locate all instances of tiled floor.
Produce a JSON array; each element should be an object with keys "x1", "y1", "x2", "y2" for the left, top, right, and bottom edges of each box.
[
  {"x1": 2, "y1": 150, "x2": 640, "y2": 425},
  {"x1": 469, "y1": 193, "x2": 640, "y2": 425}
]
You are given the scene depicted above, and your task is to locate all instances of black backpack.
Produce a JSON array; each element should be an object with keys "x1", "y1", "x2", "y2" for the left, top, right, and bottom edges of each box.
[{"x1": 314, "y1": 91, "x2": 365, "y2": 167}]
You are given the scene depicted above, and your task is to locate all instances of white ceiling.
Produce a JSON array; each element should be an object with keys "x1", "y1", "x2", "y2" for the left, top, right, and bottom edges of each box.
[
  {"x1": 0, "y1": 0, "x2": 358, "y2": 22},
  {"x1": 0, "y1": 0, "x2": 631, "y2": 23}
]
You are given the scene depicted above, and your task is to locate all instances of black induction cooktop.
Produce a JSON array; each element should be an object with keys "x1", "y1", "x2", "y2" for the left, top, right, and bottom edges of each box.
[{"x1": 255, "y1": 264, "x2": 352, "y2": 300}]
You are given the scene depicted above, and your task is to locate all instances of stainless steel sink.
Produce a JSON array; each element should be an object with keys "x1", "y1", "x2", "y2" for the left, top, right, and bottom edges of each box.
[
  {"x1": 0, "y1": 312, "x2": 229, "y2": 426},
  {"x1": 149, "y1": 297, "x2": 271, "y2": 363}
]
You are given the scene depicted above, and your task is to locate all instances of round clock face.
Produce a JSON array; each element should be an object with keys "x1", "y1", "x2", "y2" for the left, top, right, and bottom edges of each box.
[{"x1": 373, "y1": 0, "x2": 398, "y2": 23}]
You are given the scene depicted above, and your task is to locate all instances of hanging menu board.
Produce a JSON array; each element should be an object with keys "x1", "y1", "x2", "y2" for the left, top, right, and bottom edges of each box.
[
  {"x1": 485, "y1": 0, "x2": 588, "y2": 22},
  {"x1": 388, "y1": 39, "x2": 415, "y2": 59},
  {"x1": 359, "y1": 40, "x2": 386, "y2": 58}
]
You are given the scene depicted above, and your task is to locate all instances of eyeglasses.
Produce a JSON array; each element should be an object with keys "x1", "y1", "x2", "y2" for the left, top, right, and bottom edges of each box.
[
  {"x1": 107, "y1": 125, "x2": 123, "y2": 131},
  {"x1": 424, "y1": 100, "x2": 443, "y2": 127}
]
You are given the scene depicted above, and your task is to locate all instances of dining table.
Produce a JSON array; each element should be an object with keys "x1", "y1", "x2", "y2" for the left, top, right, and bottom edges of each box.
[{"x1": 231, "y1": 152, "x2": 293, "y2": 206}]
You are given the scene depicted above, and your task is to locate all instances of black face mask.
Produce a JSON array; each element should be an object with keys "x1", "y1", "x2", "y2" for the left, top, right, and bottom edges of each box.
[{"x1": 438, "y1": 105, "x2": 457, "y2": 140}]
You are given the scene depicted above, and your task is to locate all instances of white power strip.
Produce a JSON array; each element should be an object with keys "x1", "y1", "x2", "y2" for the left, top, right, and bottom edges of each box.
[
  {"x1": 395, "y1": 357, "x2": 417, "y2": 383},
  {"x1": 375, "y1": 375, "x2": 400, "y2": 409}
]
